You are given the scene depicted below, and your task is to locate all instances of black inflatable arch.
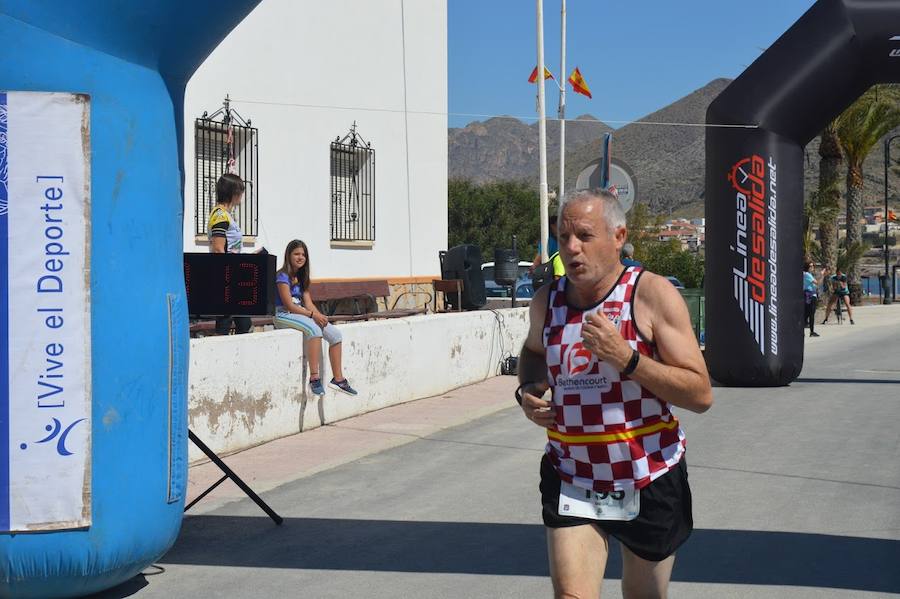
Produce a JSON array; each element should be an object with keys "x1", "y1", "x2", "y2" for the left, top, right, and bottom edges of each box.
[{"x1": 705, "y1": 0, "x2": 900, "y2": 387}]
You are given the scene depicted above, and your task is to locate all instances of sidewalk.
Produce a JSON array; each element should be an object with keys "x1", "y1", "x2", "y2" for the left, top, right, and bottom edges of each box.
[
  {"x1": 185, "y1": 376, "x2": 519, "y2": 515},
  {"x1": 806, "y1": 302, "x2": 899, "y2": 342}
]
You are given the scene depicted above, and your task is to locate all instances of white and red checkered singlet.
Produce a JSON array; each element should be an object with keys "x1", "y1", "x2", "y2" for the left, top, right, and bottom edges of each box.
[{"x1": 542, "y1": 266, "x2": 686, "y2": 492}]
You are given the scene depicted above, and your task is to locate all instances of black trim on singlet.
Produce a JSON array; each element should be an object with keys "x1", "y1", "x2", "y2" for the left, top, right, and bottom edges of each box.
[
  {"x1": 562, "y1": 266, "x2": 629, "y2": 312},
  {"x1": 630, "y1": 268, "x2": 656, "y2": 348}
]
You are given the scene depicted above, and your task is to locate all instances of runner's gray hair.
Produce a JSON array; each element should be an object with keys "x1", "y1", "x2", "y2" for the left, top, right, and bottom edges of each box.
[{"x1": 557, "y1": 189, "x2": 626, "y2": 233}]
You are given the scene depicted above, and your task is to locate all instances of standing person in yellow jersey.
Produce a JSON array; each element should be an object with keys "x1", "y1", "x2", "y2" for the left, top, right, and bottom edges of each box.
[
  {"x1": 530, "y1": 214, "x2": 566, "y2": 283},
  {"x1": 208, "y1": 173, "x2": 252, "y2": 335},
  {"x1": 515, "y1": 189, "x2": 713, "y2": 599}
]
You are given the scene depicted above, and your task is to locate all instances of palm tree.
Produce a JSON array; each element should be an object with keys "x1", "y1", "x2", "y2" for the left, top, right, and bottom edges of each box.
[
  {"x1": 835, "y1": 85, "x2": 900, "y2": 303},
  {"x1": 836, "y1": 240, "x2": 869, "y2": 275},
  {"x1": 816, "y1": 124, "x2": 842, "y2": 275},
  {"x1": 804, "y1": 184, "x2": 840, "y2": 259}
]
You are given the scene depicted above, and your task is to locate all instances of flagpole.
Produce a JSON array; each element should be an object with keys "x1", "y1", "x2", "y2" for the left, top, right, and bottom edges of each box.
[
  {"x1": 558, "y1": 0, "x2": 566, "y2": 201},
  {"x1": 537, "y1": 0, "x2": 550, "y2": 262}
]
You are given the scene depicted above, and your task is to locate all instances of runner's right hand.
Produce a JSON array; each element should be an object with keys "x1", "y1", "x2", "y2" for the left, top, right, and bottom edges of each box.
[{"x1": 521, "y1": 382, "x2": 554, "y2": 428}]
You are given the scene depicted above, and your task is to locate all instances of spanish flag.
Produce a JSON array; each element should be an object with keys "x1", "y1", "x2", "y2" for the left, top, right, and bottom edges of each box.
[
  {"x1": 528, "y1": 66, "x2": 554, "y2": 83},
  {"x1": 568, "y1": 67, "x2": 592, "y2": 99}
]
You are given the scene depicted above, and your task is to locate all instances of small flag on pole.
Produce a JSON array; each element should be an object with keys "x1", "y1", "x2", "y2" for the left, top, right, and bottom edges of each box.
[
  {"x1": 568, "y1": 67, "x2": 592, "y2": 99},
  {"x1": 889, "y1": 209, "x2": 898, "y2": 221},
  {"x1": 528, "y1": 66, "x2": 555, "y2": 83}
]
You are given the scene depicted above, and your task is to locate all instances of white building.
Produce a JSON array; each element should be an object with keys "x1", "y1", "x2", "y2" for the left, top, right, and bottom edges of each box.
[{"x1": 182, "y1": 0, "x2": 448, "y2": 286}]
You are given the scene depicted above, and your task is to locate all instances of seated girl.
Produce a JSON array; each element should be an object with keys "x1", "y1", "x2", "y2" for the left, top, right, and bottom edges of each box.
[{"x1": 274, "y1": 240, "x2": 357, "y2": 396}]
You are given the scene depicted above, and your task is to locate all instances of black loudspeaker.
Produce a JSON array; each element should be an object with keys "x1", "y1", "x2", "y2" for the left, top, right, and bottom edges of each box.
[
  {"x1": 493, "y1": 248, "x2": 519, "y2": 286},
  {"x1": 500, "y1": 356, "x2": 518, "y2": 376},
  {"x1": 440, "y1": 244, "x2": 486, "y2": 310}
]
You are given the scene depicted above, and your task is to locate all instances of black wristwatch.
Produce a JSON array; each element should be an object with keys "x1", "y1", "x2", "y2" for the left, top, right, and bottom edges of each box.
[
  {"x1": 515, "y1": 383, "x2": 539, "y2": 406},
  {"x1": 621, "y1": 349, "x2": 640, "y2": 376}
]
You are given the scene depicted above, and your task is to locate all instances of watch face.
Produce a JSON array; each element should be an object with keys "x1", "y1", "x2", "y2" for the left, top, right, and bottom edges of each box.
[{"x1": 183, "y1": 253, "x2": 276, "y2": 316}]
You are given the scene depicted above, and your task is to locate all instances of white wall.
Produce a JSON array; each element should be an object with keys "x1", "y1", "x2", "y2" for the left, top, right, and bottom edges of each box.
[
  {"x1": 183, "y1": 0, "x2": 448, "y2": 279},
  {"x1": 187, "y1": 309, "x2": 528, "y2": 461}
]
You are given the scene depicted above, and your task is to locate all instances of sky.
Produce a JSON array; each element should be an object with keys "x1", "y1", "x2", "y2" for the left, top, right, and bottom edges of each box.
[{"x1": 448, "y1": 1, "x2": 818, "y2": 129}]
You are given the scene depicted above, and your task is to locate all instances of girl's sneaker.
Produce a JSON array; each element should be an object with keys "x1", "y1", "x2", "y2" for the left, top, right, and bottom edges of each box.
[
  {"x1": 330, "y1": 378, "x2": 358, "y2": 396},
  {"x1": 310, "y1": 378, "x2": 325, "y2": 396}
]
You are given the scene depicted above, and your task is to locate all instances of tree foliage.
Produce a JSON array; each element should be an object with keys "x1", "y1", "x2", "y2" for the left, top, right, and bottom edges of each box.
[
  {"x1": 447, "y1": 179, "x2": 543, "y2": 262},
  {"x1": 815, "y1": 123, "x2": 843, "y2": 276},
  {"x1": 836, "y1": 239, "x2": 869, "y2": 274},
  {"x1": 804, "y1": 181, "x2": 842, "y2": 261},
  {"x1": 637, "y1": 240, "x2": 705, "y2": 288},
  {"x1": 627, "y1": 203, "x2": 704, "y2": 288}
]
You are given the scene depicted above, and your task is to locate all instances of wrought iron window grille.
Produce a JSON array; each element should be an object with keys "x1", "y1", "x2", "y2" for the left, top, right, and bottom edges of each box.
[
  {"x1": 194, "y1": 94, "x2": 259, "y2": 238},
  {"x1": 331, "y1": 121, "x2": 375, "y2": 242}
]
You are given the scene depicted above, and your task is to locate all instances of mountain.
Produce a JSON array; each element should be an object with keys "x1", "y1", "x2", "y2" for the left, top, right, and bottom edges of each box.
[
  {"x1": 448, "y1": 114, "x2": 612, "y2": 184},
  {"x1": 564, "y1": 78, "x2": 730, "y2": 214},
  {"x1": 449, "y1": 78, "x2": 900, "y2": 217}
]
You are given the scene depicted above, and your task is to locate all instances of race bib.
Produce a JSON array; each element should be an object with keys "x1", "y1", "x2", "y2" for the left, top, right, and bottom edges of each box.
[{"x1": 558, "y1": 481, "x2": 640, "y2": 521}]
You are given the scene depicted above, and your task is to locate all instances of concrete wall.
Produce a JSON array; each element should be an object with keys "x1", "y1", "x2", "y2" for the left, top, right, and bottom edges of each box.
[
  {"x1": 183, "y1": 0, "x2": 448, "y2": 279},
  {"x1": 187, "y1": 308, "x2": 528, "y2": 461}
]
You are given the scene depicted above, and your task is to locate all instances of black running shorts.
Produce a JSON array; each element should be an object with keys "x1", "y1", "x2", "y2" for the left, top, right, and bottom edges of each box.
[{"x1": 539, "y1": 454, "x2": 693, "y2": 562}]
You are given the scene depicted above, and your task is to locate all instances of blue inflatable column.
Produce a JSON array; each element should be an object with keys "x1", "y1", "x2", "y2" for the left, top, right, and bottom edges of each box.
[{"x1": 0, "y1": 2, "x2": 260, "y2": 597}]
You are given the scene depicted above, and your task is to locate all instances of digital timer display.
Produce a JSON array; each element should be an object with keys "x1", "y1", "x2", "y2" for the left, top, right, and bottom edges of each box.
[{"x1": 183, "y1": 253, "x2": 277, "y2": 316}]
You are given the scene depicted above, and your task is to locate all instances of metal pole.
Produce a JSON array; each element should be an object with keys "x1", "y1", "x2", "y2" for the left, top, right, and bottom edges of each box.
[
  {"x1": 537, "y1": 0, "x2": 550, "y2": 262},
  {"x1": 885, "y1": 135, "x2": 899, "y2": 304},
  {"x1": 885, "y1": 137, "x2": 890, "y2": 303},
  {"x1": 511, "y1": 234, "x2": 518, "y2": 308},
  {"x1": 894, "y1": 264, "x2": 898, "y2": 303},
  {"x1": 558, "y1": 0, "x2": 566, "y2": 201}
]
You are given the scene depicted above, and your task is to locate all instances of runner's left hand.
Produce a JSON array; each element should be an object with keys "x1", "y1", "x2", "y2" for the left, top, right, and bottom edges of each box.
[
  {"x1": 521, "y1": 382, "x2": 554, "y2": 428},
  {"x1": 582, "y1": 312, "x2": 632, "y2": 370}
]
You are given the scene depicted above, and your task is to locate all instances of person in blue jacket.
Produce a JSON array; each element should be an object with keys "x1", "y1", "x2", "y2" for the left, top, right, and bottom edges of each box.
[{"x1": 802, "y1": 261, "x2": 820, "y2": 337}]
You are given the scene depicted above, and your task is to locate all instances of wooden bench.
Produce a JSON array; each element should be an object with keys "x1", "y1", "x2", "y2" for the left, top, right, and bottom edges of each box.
[
  {"x1": 308, "y1": 279, "x2": 428, "y2": 323},
  {"x1": 432, "y1": 279, "x2": 463, "y2": 313},
  {"x1": 188, "y1": 279, "x2": 431, "y2": 335}
]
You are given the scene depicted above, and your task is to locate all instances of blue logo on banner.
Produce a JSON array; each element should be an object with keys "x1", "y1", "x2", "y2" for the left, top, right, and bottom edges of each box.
[
  {"x1": 1, "y1": 90, "x2": 9, "y2": 530},
  {"x1": 19, "y1": 418, "x2": 86, "y2": 456},
  {"x1": 0, "y1": 93, "x2": 6, "y2": 217}
]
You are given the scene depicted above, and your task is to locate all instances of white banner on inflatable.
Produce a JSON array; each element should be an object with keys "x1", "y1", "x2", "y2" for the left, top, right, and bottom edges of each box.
[{"x1": 1, "y1": 92, "x2": 92, "y2": 531}]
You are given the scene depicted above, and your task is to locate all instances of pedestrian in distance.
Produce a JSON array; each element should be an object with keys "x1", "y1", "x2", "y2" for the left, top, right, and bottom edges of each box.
[
  {"x1": 516, "y1": 188, "x2": 712, "y2": 599},
  {"x1": 803, "y1": 261, "x2": 820, "y2": 337},
  {"x1": 621, "y1": 242, "x2": 641, "y2": 267},
  {"x1": 822, "y1": 268, "x2": 855, "y2": 325}
]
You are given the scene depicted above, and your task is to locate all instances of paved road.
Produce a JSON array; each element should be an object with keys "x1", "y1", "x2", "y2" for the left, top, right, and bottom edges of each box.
[{"x1": 97, "y1": 306, "x2": 900, "y2": 598}]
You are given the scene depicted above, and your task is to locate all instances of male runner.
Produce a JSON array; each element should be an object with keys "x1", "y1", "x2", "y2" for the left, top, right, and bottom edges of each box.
[{"x1": 516, "y1": 189, "x2": 713, "y2": 598}]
